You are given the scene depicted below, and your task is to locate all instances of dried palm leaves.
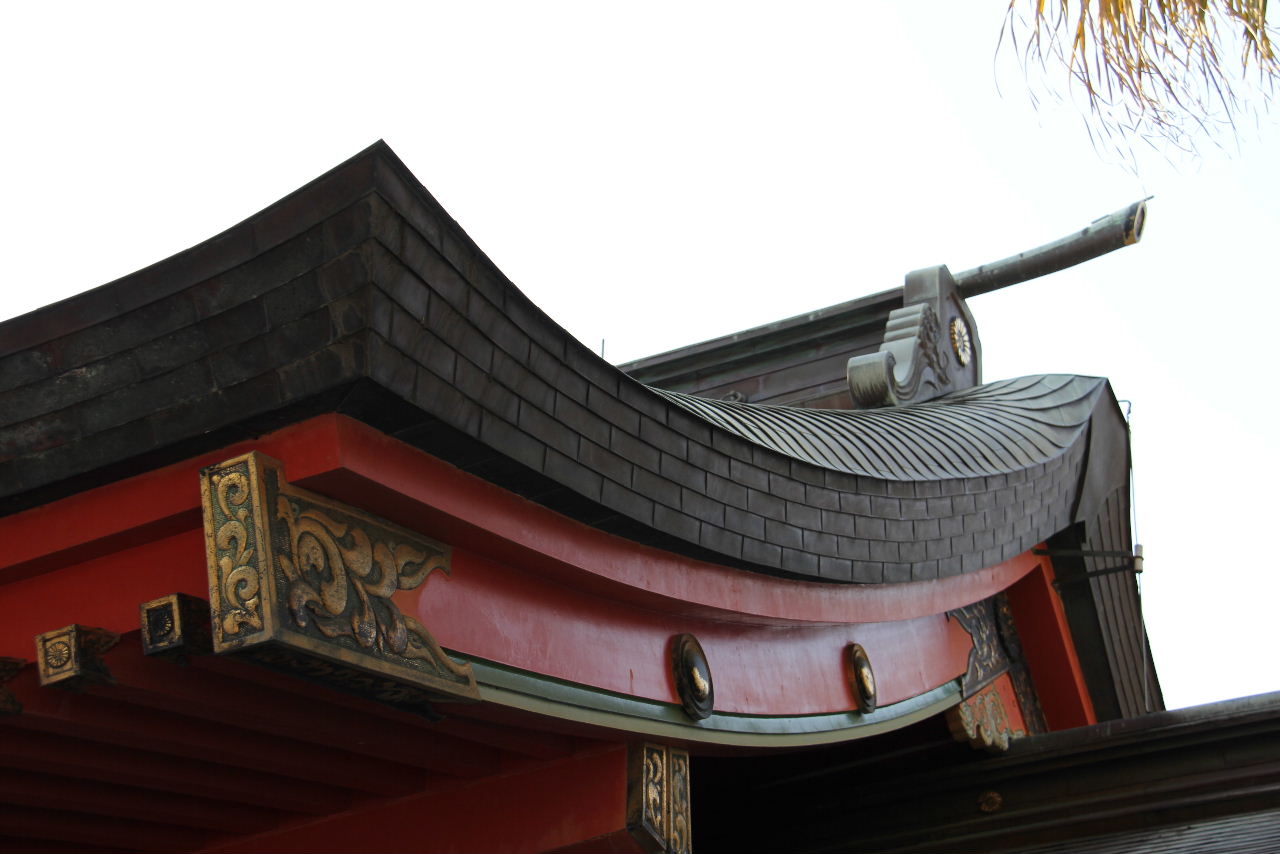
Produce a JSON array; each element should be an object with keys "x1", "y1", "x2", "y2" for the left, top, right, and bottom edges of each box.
[{"x1": 1004, "y1": 1, "x2": 1277, "y2": 151}]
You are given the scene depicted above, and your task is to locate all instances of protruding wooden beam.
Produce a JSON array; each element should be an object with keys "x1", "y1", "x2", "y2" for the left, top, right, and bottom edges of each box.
[
  {"x1": 34, "y1": 626, "x2": 118, "y2": 691},
  {"x1": 139, "y1": 593, "x2": 212, "y2": 661}
]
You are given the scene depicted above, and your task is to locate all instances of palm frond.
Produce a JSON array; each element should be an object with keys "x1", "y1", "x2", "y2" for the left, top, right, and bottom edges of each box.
[{"x1": 1005, "y1": 0, "x2": 1277, "y2": 152}]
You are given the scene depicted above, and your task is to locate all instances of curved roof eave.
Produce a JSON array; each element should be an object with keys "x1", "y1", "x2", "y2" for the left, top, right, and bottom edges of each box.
[{"x1": 0, "y1": 141, "x2": 1126, "y2": 585}]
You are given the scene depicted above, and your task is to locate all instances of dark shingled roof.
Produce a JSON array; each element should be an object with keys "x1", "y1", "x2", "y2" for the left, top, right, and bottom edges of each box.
[
  {"x1": 0, "y1": 141, "x2": 1126, "y2": 589},
  {"x1": 656, "y1": 375, "x2": 1103, "y2": 480}
]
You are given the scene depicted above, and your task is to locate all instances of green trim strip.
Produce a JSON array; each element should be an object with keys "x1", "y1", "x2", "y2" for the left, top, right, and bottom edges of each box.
[{"x1": 455, "y1": 655, "x2": 961, "y2": 747}]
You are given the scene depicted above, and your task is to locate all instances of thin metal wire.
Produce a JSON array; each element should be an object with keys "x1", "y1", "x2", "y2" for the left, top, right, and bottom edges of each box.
[{"x1": 1120, "y1": 398, "x2": 1152, "y2": 714}]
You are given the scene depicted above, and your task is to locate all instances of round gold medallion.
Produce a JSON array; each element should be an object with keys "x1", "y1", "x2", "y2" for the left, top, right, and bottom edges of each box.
[
  {"x1": 844, "y1": 643, "x2": 877, "y2": 714},
  {"x1": 949, "y1": 317, "x2": 972, "y2": 367},
  {"x1": 671, "y1": 633, "x2": 714, "y2": 720},
  {"x1": 44, "y1": 640, "x2": 72, "y2": 669}
]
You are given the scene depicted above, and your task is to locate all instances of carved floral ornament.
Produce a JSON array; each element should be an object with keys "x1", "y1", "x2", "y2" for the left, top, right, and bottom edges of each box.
[
  {"x1": 630, "y1": 743, "x2": 692, "y2": 854},
  {"x1": 947, "y1": 682, "x2": 1026, "y2": 753},
  {"x1": 201, "y1": 452, "x2": 479, "y2": 708}
]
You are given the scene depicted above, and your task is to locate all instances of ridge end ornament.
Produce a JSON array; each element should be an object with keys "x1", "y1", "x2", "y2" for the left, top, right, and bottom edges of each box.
[
  {"x1": 848, "y1": 264, "x2": 981, "y2": 408},
  {"x1": 200, "y1": 451, "x2": 479, "y2": 712}
]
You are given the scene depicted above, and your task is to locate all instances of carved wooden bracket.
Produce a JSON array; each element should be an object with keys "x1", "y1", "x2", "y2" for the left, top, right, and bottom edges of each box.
[
  {"x1": 628, "y1": 743, "x2": 692, "y2": 854},
  {"x1": 200, "y1": 451, "x2": 480, "y2": 715},
  {"x1": 847, "y1": 265, "x2": 981, "y2": 408},
  {"x1": 950, "y1": 594, "x2": 1047, "y2": 734},
  {"x1": 140, "y1": 593, "x2": 213, "y2": 662},
  {"x1": 948, "y1": 597, "x2": 1010, "y2": 699},
  {"x1": 35, "y1": 625, "x2": 119, "y2": 691},
  {"x1": 947, "y1": 682, "x2": 1027, "y2": 753}
]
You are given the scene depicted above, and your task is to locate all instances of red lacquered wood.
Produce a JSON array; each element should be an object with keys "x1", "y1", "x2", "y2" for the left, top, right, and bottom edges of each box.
[
  {"x1": 1005, "y1": 556, "x2": 1098, "y2": 729},
  {"x1": 199, "y1": 744, "x2": 633, "y2": 854},
  {"x1": 0, "y1": 413, "x2": 1044, "y2": 716},
  {"x1": 0, "y1": 417, "x2": 343, "y2": 583},
  {"x1": 404, "y1": 550, "x2": 974, "y2": 711},
  {"x1": 0, "y1": 529, "x2": 205, "y2": 658}
]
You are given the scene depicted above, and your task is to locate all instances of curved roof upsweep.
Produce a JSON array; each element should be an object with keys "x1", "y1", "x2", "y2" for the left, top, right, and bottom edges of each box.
[
  {"x1": 655, "y1": 375, "x2": 1104, "y2": 481},
  {"x1": 0, "y1": 141, "x2": 1126, "y2": 586}
]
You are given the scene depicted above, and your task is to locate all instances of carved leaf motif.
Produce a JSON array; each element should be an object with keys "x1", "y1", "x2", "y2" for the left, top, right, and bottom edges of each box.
[
  {"x1": 644, "y1": 746, "x2": 666, "y2": 836},
  {"x1": 213, "y1": 471, "x2": 262, "y2": 636},
  {"x1": 668, "y1": 749, "x2": 692, "y2": 854},
  {"x1": 274, "y1": 495, "x2": 467, "y2": 679}
]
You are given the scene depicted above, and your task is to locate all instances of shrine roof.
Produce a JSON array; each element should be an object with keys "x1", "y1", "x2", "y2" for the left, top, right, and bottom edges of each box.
[
  {"x1": 657, "y1": 374, "x2": 1103, "y2": 480},
  {"x1": 0, "y1": 141, "x2": 1124, "y2": 587}
]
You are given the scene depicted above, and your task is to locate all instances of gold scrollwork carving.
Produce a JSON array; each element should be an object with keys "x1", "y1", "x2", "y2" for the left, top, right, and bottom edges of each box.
[
  {"x1": 629, "y1": 743, "x2": 692, "y2": 854},
  {"x1": 947, "y1": 682, "x2": 1026, "y2": 753},
  {"x1": 200, "y1": 451, "x2": 479, "y2": 706},
  {"x1": 667, "y1": 748, "x2": 692, "y2": 854},
  {"x1": 643, "y1": 744, "x2": 667, "y2": 839},
  {"x1": 274, "y1": 498, "x2": 470, "y2": 683},
  {"x1": 203, "y1": 459, "x2": 270, "y2": 644}
]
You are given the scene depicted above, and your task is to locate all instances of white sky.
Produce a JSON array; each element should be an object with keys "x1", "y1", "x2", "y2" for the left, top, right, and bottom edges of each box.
[{"x1": 3, "y1": 2, "x2": 1277, "y2": 710}]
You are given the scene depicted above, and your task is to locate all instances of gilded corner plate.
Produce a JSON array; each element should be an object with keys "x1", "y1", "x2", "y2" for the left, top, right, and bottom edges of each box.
[{"x1": 200, "y1": 451, "x2": 479, "y2": 707}]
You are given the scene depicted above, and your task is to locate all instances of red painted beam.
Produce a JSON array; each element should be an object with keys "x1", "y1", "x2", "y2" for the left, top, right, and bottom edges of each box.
[
  {"x1": 83, "y1": 636, "x2": 500, "y2": 779},
  {"x1": 0, "y1": 726, "x2": 352, "y2": 816},
  {"x1": 6, "y1": 672, "x2": 429, "y2": 798},
  {"x1": 0, "y1": 769, "x2": 281, "y2": 835},
  {"x1": 0, "y1": 804, "x2": 212, "y2": 854},
  {"x1": 190, "y1": 655, "x2": 576, "y2": 763},
  {"x1": 1005, "y1": 556, "x2": 1098, "y2": 729},
  {"x1": 200, "y1": 744, "x2": 634, "y2": 854}
]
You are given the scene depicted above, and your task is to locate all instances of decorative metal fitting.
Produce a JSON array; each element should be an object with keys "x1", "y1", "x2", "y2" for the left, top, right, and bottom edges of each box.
[
  {"x1": 35, "y1": 625, "x2": 119, "y2": 691},
  {"x1": 950, "y1": 317, "x2": 972, "y2": 366},
  {"x1": 140, "y1": 593, "x2": 213, "y2": 661},
  {"x1": 844, "y1": 643, "x2": 877, "y2": 714},
  {"x1": 670, "y1": 633, "x2": 714, "y2": 721}
]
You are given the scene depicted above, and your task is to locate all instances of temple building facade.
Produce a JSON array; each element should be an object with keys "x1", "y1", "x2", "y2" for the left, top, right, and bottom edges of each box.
[{"x1": 0, "y1": 142, "x2": 1275, "y2": 853}]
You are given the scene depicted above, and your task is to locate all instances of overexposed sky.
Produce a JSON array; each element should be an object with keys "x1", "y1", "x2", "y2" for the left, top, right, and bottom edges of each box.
[{"x1": 3, "y1": 2, "x2": 1277, "y2": 709}]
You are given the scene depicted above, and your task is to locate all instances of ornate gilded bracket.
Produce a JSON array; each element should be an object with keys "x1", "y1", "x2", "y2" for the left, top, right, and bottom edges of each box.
[
  {"x1": 200, "y1": 451, "x2": 480, "y2": 714},
  {"x1": 948, "y1": 597, "x2": 1009, "y2": 699},
  {"x1": 35, "y1": 625, "x2": 119, "y2": 691},
  {"x1": 847, "y1": 265, "x2": 981, "y2": 408},
  {"x1": 0, "y1": 658, "x2": 24, "y2": 715},
  {"x1": 628, "y1": 743, "x2": 692, "y2": 854},
  {"x1": 950, "y1": 594, "x2": 1047, "y2": 735},
  {"x1": 947, "y1": 682, "x2": 1027, "y2": 753}
]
